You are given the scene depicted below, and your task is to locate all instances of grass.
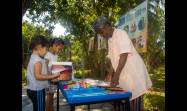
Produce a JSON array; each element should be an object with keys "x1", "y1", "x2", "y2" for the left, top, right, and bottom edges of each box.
[
  {"x1": 144, "y1": 90, "x2": 165, "y2": 111},
  {"x1": 144, "y1": 67, "x2": 165, "y2": 111}
]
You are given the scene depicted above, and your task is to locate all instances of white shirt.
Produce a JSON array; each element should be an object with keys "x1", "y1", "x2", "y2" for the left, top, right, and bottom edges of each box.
[
  {"x1": 107, "y1": 29, "x2": 152, "y2": 100},
  {"x1": 44, "y1": 52, "x2": 58, "y2": 73},
  {"x1": 27, "y1": 54, "x2": 48, "y2": 90}
]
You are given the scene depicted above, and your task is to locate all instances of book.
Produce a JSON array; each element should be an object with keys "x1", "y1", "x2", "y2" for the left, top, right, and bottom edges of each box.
[{"x1": 51, "y1": 62, "x2": 72, "y2": 74}]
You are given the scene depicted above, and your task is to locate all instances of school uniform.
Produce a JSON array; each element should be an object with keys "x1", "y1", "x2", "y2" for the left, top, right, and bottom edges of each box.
[{"x1": 27, "y1": 54, "x2": 48, "y2": 111}]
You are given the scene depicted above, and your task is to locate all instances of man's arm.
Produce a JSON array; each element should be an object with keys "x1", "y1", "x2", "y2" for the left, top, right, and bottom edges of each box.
[
  {"x1": 111, "y1": 53, "x2": 128, "y2": 86},
  {"x1": 105, "y1": 59, "x2": 114, "y2": 82}
]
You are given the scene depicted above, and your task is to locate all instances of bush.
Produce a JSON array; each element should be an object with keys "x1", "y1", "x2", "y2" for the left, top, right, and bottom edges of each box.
[
  {"x1": 150, "y1": 65, "x2": 165, "y2": 89},
  {"x1": 144, "y1": 93, "x2": 165, "y2": 111}
]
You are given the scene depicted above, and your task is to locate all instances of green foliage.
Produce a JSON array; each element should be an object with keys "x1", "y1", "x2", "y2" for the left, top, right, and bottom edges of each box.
[
  {"x1": 144, "y1": 93, "x2": 165, "y2": 111},
  {"x1": 144, "y1": 65, "x2": 165, "y2": 111},
  {"x1": 140, "y1": 0, "x2": 165, "y2": 73},
  {"x1": 150, "y1": 66, "x2": 165, "y2": 90},
  {"x1": 24, "y1": 0, "x2": 165, "y2": 75},
  {"x1": 23, "y1": 0, "x2": 165, "y2": 82},
  {"x1": 22, "y1": 21, "x2": 53, "y2": 68}
]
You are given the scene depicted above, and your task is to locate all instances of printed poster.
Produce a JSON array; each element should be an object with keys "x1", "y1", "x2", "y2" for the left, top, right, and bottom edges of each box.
[{"x1": 117, "y1": 1, "x2": 148, "y2": 53}]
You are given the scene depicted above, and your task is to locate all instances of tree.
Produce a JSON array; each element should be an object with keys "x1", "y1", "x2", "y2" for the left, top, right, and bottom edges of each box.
[
  {"x1": 23, "y1": 0, "x2": 165, "y2": 78},
  {"x1": 141, "y1": 0, "x2": 165, "y2": 72},
  {"x1": 22, "y1": 0, "x2": 33, "y2": 18}
]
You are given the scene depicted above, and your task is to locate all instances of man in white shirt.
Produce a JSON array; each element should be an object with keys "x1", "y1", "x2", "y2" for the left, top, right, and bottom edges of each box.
[{"x1": 92, "y1": 16, "x2": 152, "y2": 111}]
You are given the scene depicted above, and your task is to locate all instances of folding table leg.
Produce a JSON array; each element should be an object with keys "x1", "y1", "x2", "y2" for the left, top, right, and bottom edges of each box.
[
  {"x1": 70, "y1": 105, "x2": 75, "y2": 111},
  {"x1": 125, "y1": 98, "x2": 130, "y2": 111},
  {"x1": 57, "y1": 87, "x2": 59, "y2": 111},
  {"x1": 121, "y1": 100, "x2": 125, "y2": 111},
  {"x1": 113, "y1": 102, "x2": 117, "y2": 111},
  {"x1": 88, "y1": 104, "x2": 90, "y2": 111},
  {"x1": 118, "y1": 101, "x2": 121, "y2": 111}
]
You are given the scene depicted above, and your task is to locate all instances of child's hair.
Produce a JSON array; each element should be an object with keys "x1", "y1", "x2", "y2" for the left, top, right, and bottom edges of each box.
[
  {"x1": 29, "y1": 35, "x2": 49, "y2": 50},
  {"x1": 50, "y1": 38, "x2": 64, "y2": 47},
  {"x1": 25, "y1": 35, "x2": 49, "y2": 67}
]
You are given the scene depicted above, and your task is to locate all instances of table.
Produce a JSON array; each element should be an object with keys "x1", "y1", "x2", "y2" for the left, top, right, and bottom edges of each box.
[{"x1": 56, "y1": 81, "x2": 132, "y2": 111}]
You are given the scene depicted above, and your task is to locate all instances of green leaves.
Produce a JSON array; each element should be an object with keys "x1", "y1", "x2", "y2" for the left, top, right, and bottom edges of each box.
[{"x1": 23, "y1": 0, "x2": 165, "y2": 81}]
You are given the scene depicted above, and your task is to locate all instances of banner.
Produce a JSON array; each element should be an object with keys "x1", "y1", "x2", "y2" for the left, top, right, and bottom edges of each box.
[{"x1": 117, "y1": 1, "x2": 148, "y2": 53}]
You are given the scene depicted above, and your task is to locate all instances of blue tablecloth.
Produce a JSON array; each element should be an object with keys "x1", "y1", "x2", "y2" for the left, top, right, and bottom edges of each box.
[{"x1": 58, "y1": 81, "x2": 132, "y2": 105}]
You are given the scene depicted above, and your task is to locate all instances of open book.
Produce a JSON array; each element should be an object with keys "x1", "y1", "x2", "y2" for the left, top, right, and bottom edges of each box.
[{"x1": 51, "y1": 62, "x2": 72, "y2": 74}]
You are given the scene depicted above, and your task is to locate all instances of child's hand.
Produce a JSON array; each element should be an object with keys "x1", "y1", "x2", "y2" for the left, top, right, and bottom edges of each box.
[
  {"x1": 50, "y1": 74, "x2": 61, "y2": 82},
  {"x1": 52, "y1": 74, "x2": 60, "y2": 79},
  {"x1": 51, "y1": 78, "x2": 59, "y2": 83}
]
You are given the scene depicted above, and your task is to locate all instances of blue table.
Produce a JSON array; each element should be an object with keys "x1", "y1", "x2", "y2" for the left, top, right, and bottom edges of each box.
[{"x1": 57, "y1": 81, "x2": 132, "y2": 111}]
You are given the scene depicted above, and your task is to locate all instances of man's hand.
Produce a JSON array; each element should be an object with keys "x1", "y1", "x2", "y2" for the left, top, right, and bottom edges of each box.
[
  {"x1": 110, "y1": 53, "x2": 128, "y2": 87},
  {"x1": 111, "y1": 72, "x2": 120, "y2": 87},
  {"x1": 105, "y1": 58, "x2": 114, "y2": 82},
  {"x1": 105, "y1": 73, "x2": 112, "y2": 82}
]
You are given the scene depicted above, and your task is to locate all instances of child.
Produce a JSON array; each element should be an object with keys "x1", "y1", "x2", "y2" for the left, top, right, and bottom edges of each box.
[
  {"x1": 26, "y1": 35, "x2": 60, "y2": 111},
  {"x1": 44, "y1": 38, "x2": 65, "y2": 111}
]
